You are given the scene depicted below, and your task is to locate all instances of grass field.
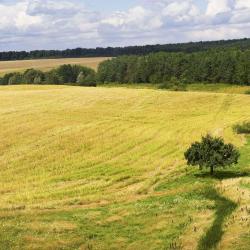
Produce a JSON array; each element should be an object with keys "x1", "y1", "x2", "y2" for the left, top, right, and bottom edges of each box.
[
  {"x1": 0, "y1": 57, "x2": 110, "y2": 76},
  {"x1": 0, "y1": 85, "x2": 249, "y2": 249},
  {"x1": 100, "y1": 83, "x2": 250, "y2": 95}
]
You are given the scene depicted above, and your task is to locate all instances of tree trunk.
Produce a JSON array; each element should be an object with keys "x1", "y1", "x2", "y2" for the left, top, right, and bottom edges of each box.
[{"x1": 210, "y1": 166, "x2": 214, "y2": 175}]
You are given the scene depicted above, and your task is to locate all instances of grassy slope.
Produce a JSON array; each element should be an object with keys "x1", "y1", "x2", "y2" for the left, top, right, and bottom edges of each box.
[
  {"x1": 0, "y1": 57, "x2": 110, "y2": 76},
  {"x1": 0, "y1": 85, "x2": 249, "y2": 250}
]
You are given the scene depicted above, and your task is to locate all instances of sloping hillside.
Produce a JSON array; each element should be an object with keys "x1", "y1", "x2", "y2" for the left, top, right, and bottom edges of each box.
[{"x1": 0, "y1": 86, "x2": 249, "y2": 249}]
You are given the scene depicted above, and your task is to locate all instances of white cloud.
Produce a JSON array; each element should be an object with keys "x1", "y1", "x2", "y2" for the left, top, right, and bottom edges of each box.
[
  {"x1": 27, "y1": 0, "x2": 81, "y2": 16},
  {"x1": 101, "y1": 6, "x2": 163, "y2": 31},
  {"x1": 0, "y1": 1, "x2": 42, "y2": 31},
  {"x1": 206, "y1": 0, "x2": 234, "y2": 16},
  {"x1": 235, "y1": 0, "x2": 250, "y2": 9},
  {"x1": 163, "y1": 1, "x2": 199, "y2": 18},
  {"x1": 0, "y1": 0, "x2": 249, "y2": 51}
]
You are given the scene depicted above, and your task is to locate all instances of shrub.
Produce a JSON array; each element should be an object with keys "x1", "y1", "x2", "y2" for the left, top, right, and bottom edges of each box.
[
  {"x1": 1, "y1": 73, "x2": 16, "y2": 85},
  {"x1": 8, "y1": 72, "x2": 23, "y2": 85},
  {"x1": 23, "y1": 69, "x2": 45, "y2": 84},
  {"x1": 56, "y1": 64, "x2": 76, "y2": 83},
  {"x1": 44, "y1": 70, "x2": 61, "y2": 84},
  {"x1": 33, "y1": 76, "x2": 42, "y2": 84},
  {"x1": 77, "y1": 72, "x2": 96, "y2": 87},
  {"x1": 0, "y1": 64, "x2": 96, "y2": 86},
  {"x1": 56, "y1": 64, "x2": 95, "y2": 84},
  {"x1": 233, "y1": 121, "x2": 250, "y2": 134},
  {"x1": 184, "y1": 134, "x2": 240, "y2": 175},
  {"x1": 158, "y1": 77, "x2": 187, "y2": 91}
]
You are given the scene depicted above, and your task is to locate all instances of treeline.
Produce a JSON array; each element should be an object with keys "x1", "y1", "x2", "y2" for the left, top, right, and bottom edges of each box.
[
  {"x1": 1, "y1": 49, "x2": 249, "y2": 86},
  {"x1": 0, "y1": 38, "x2": 249, "y2": 61},
  {"x1": 98, "y1": 50, "x2": 250, "y2": 85},
  {"x1": 0, "y1": 65, "x2": 96, "y2": 86}
]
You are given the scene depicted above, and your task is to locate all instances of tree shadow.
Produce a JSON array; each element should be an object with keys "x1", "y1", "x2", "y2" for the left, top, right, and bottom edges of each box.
[
  {"x1": 198, "y1": 188, "x2": 237, "y2": 250},
  {"x1": 194, "y1": 170, "x2": 250, "y2": 180}
]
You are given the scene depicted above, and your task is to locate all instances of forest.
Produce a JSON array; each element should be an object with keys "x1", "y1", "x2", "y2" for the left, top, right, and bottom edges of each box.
[
  {"x1": 0, "y1": 38, "x2": 249, "y2": 61},
  {"x1": 98, "y1": 49, "x2": 250, "y2": 85},
  {"x1": 0, "y1": 47, "x2": 249, "y2": 86}
]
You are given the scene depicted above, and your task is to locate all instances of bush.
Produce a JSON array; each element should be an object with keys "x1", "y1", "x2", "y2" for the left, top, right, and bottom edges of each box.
[
  {"x1": 23, "y1": 69, "x2": 45, "y2": 84},
  {"x1": 233, "y1": 121, "x2": 250, "y2": 134},
  {"x1": 1, "y1": 73, "x2": 16, "y2": 85},
  {"x1": 77, "y1": 72, "x2": 96, "y2": 87},
  {"x1": 56, "y1": 64, "x2": 75, "y2": 83},
  {"x1": 44, "y1": 70, "x2": 61, "y2": 84},
  {"x1": 158, "y1": 77, "x2": 187, "y2": 91},
  {"x1": 0, "y1": 64, "x2": 97, "y2": 86},
  {"x1": 56, "y1": 64, "x2": 95, "y2": 84},
  {"x1": 8, "y1": 73, "x2": 23, "y2": 85},
  {"x1": 245, "y1": 90, "x2": 250, "y2": 95}
]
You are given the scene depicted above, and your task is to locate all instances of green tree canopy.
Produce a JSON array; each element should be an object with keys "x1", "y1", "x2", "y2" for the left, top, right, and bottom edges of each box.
[{"x1": 184, "y1": 134, "x2": 240, "y2": 175}]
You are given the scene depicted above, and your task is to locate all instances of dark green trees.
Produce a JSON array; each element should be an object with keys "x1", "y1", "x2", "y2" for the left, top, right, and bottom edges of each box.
[
  {"x1": 184, "y1": 135, "x2": 240, "y2": 175},
  {"x1": 23, "y1": 69, "x2": 44, "y2": 84},
  {"x1": 0, "y1": 65, "x2": 97, "y2": 86},
  {"x1": 0, "y1": 38, "x2": 249, "y2": 61},
  {"x1": 1, "y1": 48, "x2": 249, "y2": 86},
  {"x1": 97, "y1": 50, "x2": 250, "y2": 85},
  {"x1": 45, "y1": 70, "x2": 61, "y2": 84},
  {"x1": 76, "y1": 71, "x2": 96, "y2": 86}
]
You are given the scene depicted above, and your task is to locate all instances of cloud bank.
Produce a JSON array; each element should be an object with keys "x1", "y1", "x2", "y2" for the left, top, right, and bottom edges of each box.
[{"x1": 0, "y1": 0, "x2": 249, "y2": 50}]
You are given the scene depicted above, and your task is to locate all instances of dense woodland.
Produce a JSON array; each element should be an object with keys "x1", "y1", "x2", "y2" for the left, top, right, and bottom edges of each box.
[
  {"x1": 0, "y1": 44, "x2": 249, "y2": 86},
  {"x1": 0, "y1": 38, "x2": 249, "y2": 61},
  {"x1": 98, "y1": 50, "x2": 250, "y2": 85}
]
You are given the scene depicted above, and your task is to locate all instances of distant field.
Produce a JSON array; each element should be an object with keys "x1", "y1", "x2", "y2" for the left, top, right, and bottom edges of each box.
[
  {"x1": 0, "y1": 85, "x2": 249, "y2": 249},
  {"x1": 0, "y1": 57, "x2": 110, "y2": 75}
]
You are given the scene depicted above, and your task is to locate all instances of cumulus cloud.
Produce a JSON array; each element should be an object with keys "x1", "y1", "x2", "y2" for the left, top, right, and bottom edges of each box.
[
  {"x1": 162, "y1": 1, "x2": 200, "y2": 18},
  {"x1": 235, "y1": 0, "x2": 250, "y2": 9},
  {"x1": 206, "y1": 0, "x2": 234, "y2": 16},
  {"x1": 101, "y1": 6, "x2": 162, "y2": 31},
  {"x1": 0, "y1": 0, "x2": 100, "y2": 50},
  {"x1": 27, "y1": 0, "x2": 80, "y2": 16},
  {"x1": 0, "y1": 0, "x2": 249, "y2": 51},
  {"x1": 0, "y1": 1, "x2": 42, "y2": 31}
]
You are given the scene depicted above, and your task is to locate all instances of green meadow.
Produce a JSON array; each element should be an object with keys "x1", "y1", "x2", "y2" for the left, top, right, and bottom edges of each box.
[{"x1": 0, "y1": 85, "x2": 249, "y2": 249}]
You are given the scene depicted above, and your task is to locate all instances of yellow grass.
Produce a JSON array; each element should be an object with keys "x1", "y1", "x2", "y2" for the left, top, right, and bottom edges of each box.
[
  {"x1": 0, "y1": 57, "x2": 109, "y2": 75},
  {"x1": 0, "y1": 85, "x2": 249, "y2": 249}
]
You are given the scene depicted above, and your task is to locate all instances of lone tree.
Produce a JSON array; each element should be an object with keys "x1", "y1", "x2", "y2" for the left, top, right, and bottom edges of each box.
[{"x1": 184, "y1": 134, "x2": 240, "y2": 175}]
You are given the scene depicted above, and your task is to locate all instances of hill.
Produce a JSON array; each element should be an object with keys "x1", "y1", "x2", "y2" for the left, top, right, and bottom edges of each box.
[
  {"x1": 0, "y1": 85, "x2": 249, "y2": 249},
  {"x1": 0, "y1": 38, "x2": 249, "y2": 61}
]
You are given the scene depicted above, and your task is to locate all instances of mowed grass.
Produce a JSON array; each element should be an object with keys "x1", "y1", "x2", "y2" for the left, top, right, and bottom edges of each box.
[
  {"x1": 0, "y1": 85, "x2": 249, "y2": 249},
  {"x1": 0, "y1": 57, "x2": 110, "y2": 76}
]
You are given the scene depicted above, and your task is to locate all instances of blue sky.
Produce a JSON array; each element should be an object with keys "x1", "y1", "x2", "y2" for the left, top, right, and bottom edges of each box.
[
  {"x1": 0, "y1": 0, "x2": 249, "y2": 51},
  {"x1": 85, "y1": 0, "x2": 139, "y2": 12},
  {"x1": 86, "y1": 0, "x2": 207, "y2": 11}
]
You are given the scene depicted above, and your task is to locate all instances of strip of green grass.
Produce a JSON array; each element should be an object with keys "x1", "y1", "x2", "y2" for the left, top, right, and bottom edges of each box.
[{"x1": 98, "y1": 83, "x2": 250, "y2": 94}]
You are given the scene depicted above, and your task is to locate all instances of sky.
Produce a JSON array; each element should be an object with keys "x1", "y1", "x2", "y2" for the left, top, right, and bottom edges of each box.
[{"x1": 0, "y1": 0, "x2": 249, "y2": 51}]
